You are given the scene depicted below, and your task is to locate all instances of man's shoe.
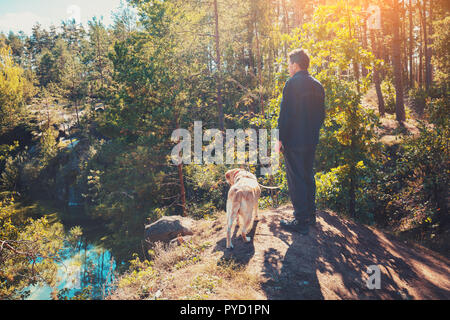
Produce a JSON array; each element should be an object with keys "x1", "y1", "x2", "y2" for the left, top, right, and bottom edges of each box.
[{"x1": 280, "y1": 218, "x2": 310, "y2": 235}]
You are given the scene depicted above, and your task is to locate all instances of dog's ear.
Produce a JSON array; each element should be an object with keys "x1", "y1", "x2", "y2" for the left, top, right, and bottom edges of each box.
[
  {"x1": 225, "y1": 169, "x2": 235, "y2": 185},
  {"x1": 225, "y1": 169, "x2": 240, "y2": 185}
]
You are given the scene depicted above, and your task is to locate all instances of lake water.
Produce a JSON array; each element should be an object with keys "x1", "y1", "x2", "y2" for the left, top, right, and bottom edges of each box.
[{"x1": 26, "y1": 241, "x2": 116, "y2": 300}]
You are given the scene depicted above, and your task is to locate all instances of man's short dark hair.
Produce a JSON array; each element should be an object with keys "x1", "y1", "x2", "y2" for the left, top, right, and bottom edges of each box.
[{"x1": 289, "y1": 49, "x2": 310, "y2": 70}]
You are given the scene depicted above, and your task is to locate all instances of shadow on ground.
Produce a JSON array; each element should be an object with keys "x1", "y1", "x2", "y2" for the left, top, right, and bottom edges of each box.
[
  {"x1": 213, "y1": 206, "x2": 450, "y2": 299},
  {"x1": 213, "y1": 219, "x2": 257, "y2": 266}
]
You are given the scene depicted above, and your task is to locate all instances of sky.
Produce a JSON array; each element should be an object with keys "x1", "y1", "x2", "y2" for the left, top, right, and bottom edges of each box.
[{"x1": 0, "y1": 0, "x2": 126, "y2": 35}]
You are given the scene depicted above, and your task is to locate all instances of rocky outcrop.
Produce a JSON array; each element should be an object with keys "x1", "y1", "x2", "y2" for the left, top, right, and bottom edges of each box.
[{"x1": 145, "y1": 216, "x2": 195, "y2": 244}]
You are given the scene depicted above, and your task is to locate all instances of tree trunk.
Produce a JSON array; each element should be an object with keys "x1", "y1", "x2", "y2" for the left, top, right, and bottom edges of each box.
[
  {"x1": 427, "y1": 0, "x2": 433, "y2": 88},
  {"x1": 418, "y1": 8, "x2": 424, "y2": 89},
  {"x1": 401, "y1": 0, "x2": 408, "y2": 84},
  {"x1": 392, "y1": 0, "x2": 406, "y2": 122},
  {"x1": 75, "y1": 100, "x2": 81, "y2": 127},
  {"x1": 349, "y1": 129, "x2": 357, "y2": 219},
  {"x1": 95, "y1": 30, "x2": 104, "y2": 91},
  {"x1": 46, "y1": 96, "x2": 51, "y2": 129},
  {"x1": 175, "y1": 118, "x2": 186, "y2": 217},
  {"x1": 213, "y1": 0, "x2": 224, "y2": 131},
  {"x1": 361, "y1": 22, "x2": 369, "y2": 78},
  {"x1": 346, "y1": 1, "x2": 360, "y2": 93},
  {"x1": 293, "y1": 0, "x2": 304, "y2": 27},
  {"x1": 281, "y1": 0, "x2": 290, "y2": 56},
  {"x1": 247, "y1": 18, "x2": 255, "y2": 75},
  {"x1": 177, "y1": 162, "x2": 186, "y2": 217},
  {"x1": 409, "y1": 0, "x2": 414, "y2": 88},
  {"x1": 281, "y1": 0, "x2": 290, "y2": 35},
  {"x1": 254, "y1": 20, "x2": 265, "y2": 117},
  {"x1": 371, "y1": 30, "x2": 385, "y2": 116},
  {"x1": 421, "y1": 0, "x2": 431, "y2": 91}
]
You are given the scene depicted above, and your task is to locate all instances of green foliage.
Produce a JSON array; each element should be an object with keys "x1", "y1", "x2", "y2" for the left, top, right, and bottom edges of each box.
[
  {"x1": 35, "y1": 27, "x2": 88, "y2": 101},
  {"x1": 0, "y1": 195, "x2": 65, "y2": 299},
  {"x1": 400, "y1": 98, "x2": 449, "y2": 227},
  {"x1": 189, "y1": 274, "x2": 222, "y2": 299},
  {"x1": 184, "y1": 164, "x2": 228, "y2": 218},
  {"x1": 1, "y1": 156, "x2": 20, "y2": 192},
  {"x1": 39, "y1": 127, "x2": 58, "y2": 166},
  {"x1": 381, "y1": 80, "x2": 397, "y2": 115},
  {"x1": 431, "y1": 16, "x2": 450, "y2": 88},
  {"x1": 117, "y1": 254, "x2": 156, "y2": 289},
  {"x1": 316, "y1": 167, "x2": 346, "y2": 212},
  {"x1": 0, "y1": 149, "x2": 32, "y2": 193},
  {"x1": 86, "y1": 18, "x2": 113, "y2": 97},
  {"x1": 67, "y1": 226, "x2": 83, "y2": 247},
  {"x1": 0, "y1": 141, "x2": 19, "y2": 166},
  {"x1": 0, "y1": 46, "x2": 26, "y2": 131},
  {"x1": 57, "y1": 286, "x2": 92, "y2": 300},
  {"x1": 409, "y1": 87, "x2": 428, "y2": 113},
  {"x1": 22, "y1": 69, "x2": 38, "y2": 104}
]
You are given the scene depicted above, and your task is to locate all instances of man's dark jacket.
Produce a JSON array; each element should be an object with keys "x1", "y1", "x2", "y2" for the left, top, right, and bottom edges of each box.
[{"x1": 277, "y1": 70, "x2": 325, "y2": 149}]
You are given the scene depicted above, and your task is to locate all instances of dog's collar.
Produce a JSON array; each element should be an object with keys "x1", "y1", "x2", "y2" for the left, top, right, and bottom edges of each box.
[{"x1": 232, "y1": 170, "x2": 242, "y2": 182}]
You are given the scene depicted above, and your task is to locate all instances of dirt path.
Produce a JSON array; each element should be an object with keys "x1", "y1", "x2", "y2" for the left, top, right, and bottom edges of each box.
[{"x1": 212, "y1": 205, "x2": 450, "y2": 300}]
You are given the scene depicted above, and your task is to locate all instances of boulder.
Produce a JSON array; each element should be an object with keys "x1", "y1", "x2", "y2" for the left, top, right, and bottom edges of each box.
[{"x1": 145, "y1": 216, "x2": 194, "y2": 243}]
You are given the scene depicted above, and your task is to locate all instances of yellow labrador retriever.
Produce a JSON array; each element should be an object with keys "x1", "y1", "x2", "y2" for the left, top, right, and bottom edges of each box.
[{"x1": 225, "y1": 168, "x2": 261, "y2": 249}]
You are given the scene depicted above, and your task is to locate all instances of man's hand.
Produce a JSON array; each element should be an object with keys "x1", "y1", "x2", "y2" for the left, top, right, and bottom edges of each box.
[{"x1": 275, "y1": 140, "x2": 284, "y2": 153}]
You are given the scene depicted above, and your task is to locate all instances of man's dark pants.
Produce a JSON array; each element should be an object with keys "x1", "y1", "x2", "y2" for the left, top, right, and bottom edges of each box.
[{"x1": 283, "y1": 146, "x2": 317, "y2": 224}]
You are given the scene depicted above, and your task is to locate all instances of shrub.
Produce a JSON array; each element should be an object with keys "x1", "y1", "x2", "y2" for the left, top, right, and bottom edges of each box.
[
  {"x1": 381, "y1": 80, "x2": 396, "y2": 115},
  {"x1": 184, "y1": 164, "x2": 228, "y2": 218}
]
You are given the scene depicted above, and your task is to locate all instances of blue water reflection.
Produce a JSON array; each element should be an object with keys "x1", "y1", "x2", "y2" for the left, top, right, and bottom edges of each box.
[{"x1": 26, "y1": 241, "x2": 116, "y2": 300}]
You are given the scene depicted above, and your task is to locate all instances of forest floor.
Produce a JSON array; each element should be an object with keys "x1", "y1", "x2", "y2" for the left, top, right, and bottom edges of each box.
[
  {"x1": 110, "y1": 205, "x2": 450, "y2": 300},
  {"x1": 361, "y1": 86, "x2": 423, "y2": 145}
]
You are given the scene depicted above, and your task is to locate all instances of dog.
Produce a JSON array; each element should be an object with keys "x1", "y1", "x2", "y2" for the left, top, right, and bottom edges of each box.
[{"x1": 225, "y1": 168, "x2": 261, "y2": 249}]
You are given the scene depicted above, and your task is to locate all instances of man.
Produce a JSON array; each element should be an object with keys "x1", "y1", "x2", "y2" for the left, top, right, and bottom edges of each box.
[{"x1": 276, "y1": 49, "x2": 325, "y2": 235}]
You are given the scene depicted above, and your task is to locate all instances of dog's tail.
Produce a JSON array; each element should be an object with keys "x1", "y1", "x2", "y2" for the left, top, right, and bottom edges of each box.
[{"x1": 258, "y1": 183, "x2": 283, "y2": 190}]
